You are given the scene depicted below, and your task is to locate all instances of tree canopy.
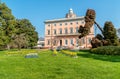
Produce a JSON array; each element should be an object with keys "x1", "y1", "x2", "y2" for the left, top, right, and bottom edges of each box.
[
  {"x1": 78, "y1": 9, "x2": 96, "y2": 38},
  {"x1": 78, "y1": 9, "x2": 119, "y2": 48},
  {"x1": 0, "y1": 3, "x2": 38, "y2": 49},
  {"x1": 117, "y1": 28, "x2": 120, "y2": 38}
]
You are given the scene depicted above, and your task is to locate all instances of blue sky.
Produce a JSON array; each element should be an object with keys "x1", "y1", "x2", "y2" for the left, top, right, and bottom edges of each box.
[{"x1": 2, "y1": 0, "x2": 120, "y2": 37}]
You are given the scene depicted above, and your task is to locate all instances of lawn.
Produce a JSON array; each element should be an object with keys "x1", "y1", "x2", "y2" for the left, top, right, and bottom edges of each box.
[{"x1": 0, "y1": 49, "x2": 120, "y2": 79}]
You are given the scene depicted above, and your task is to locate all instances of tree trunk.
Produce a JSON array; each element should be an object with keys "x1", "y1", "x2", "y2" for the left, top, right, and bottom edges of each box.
[
  {"x1": 7, "y1": 44, "x2": 10, "y2": 50},
  {"x1": 94, "y1": 21, "x2": 104, "y2": 33}
]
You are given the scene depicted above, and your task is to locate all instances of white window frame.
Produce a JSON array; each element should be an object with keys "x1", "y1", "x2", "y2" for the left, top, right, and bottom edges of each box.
[
  {"x1": 70, "y1": 39, "x2": 73, "y2": 45},
  {"x1": 65, "y1": 39, "x2": 68, "y2": 46}
]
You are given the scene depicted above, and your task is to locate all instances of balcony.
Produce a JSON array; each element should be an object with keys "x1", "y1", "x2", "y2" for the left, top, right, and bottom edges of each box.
[
  {"x1": 45, "y1": 32, "x2": 94, "y2": 37},
  {"x1": 55, "y1": 32, "x2": 80, "y2": 36}
]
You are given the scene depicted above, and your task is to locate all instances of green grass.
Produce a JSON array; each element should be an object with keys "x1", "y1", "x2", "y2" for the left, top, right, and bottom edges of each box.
[{"x1": 0, "y1": 49, "x2": 120, "y2": 79}]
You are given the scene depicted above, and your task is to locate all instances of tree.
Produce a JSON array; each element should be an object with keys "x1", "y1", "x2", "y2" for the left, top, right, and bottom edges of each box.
[
  {"x1": 15, "y1": 19, "x2": 38, "y2": 48},
  {"x1": 103, "y1": 21, "x2": 119, "y2": 46},
  {"x1": 78, "y1": 9, "x2": 96, "y2": 38},
  {"x1": 0, "y1": 3, "x2": 15, "y2": 49},
  {"x1": 0, "y1": 26, "x2": 7, "y2": 49},
  {"x1": 117, "y1": 28, "x2": 120, "y2": 38},
  {"x1": 91, "y1": 34, "x2": 103, "y2": 48},
  {"x1": 78, "y1": 9, "x2": 119, "y2": 48},
  {"x1": 13, "y1": 34, "x2": 28, "y2": 50},
  {"x1": 0, "y1": 3, "x2": 38, "y2": 49},
  {"x1": 117, "y1": 28, "x2": 120, "y2": 42}
]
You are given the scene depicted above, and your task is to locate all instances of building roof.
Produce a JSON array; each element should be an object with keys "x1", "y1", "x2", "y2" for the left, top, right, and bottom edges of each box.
[
  {"x1": 39, "y1": 37, "x2": 44, "y2": 41},
  {"x1": 44, "y1": 16, "x2": 84, "y2": 23},
  {"x1": 44, "y1": 9, "x2": 84, "y2": 23}
]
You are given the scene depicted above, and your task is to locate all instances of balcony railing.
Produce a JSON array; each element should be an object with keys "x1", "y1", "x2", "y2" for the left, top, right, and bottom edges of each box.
[
  {"x1": 45, "y1": 32, "x2": 94, "y2": 37},
  {"x1": 55, "y1": 32, "x2": 80, "y2": 36}
]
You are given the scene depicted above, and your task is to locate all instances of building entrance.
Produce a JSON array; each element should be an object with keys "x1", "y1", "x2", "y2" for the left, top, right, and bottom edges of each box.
[{"x1": 60, "y1": 40, "x2": 62, "y2": 46}]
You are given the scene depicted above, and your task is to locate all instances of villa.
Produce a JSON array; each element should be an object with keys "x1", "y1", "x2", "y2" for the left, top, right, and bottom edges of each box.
[{"x1": 44, "y1": 9, "x2": 94, "y2": 49}]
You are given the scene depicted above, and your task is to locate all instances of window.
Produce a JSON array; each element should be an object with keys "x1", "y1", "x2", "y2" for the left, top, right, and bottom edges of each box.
[
  {"x1": 70, "y1": 23, "x2": 73, "y2": 25},
  {"x1": 70, "y1": 39, "x2": 73, "y2": 45},
  {"x1": 59, "y1": 28, "x2": 62, "y2": 34},
  {"x1": 88, "y1": 38, "x2": 91, "y2": 44},
  {"x1": 65, "y1": 23, "x2": 67, "y2": 25},
  {"x1": 65, "y1": 39, "x2": 68, "y2": 45},
  {"x1": 70, "y1": 27, "x2": 73, "y2": 34},
  {"x1": 76, "y1": 39, "x2": 79, "y2": 45},
  {"x1": 76, "y1": 27, "x2": 79, "y2": 33},
  {"x1": 54, "y1": 29, "x2": 56, "y2": 35},
  {"x1": 65, "y1": 28, "x2": 68, "y2": 34},
  {"x1": 47, "y1": 40, "x2": 50, "y2": 45},
  {"x1": 60, "y1": 23, "x2": 62, "y2": 26},
  {"x1": 48, "y1": 24, "x2": 50, "y2": 27},
  {"x1": 54, "y1": 24, "x2": 56, "y2": 26},
  {"x1": 48, "y1": 30, "x2": 50, "y2": 35},
  {"x1": 53, "y1": 40, "x2": 56, "y2": 46},
  {"x1": 76, "y1": 22, "x2": 78, "y2": 24},
  {"x1": 81, "y1": 21, "x2": 85, "y2": 24},
  {"x1": 81, "y1": 38, "x2": 85, "y2": 44}
]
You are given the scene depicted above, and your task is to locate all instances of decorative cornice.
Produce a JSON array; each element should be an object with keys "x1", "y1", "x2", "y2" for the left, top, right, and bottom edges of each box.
[{"x1": 44, "y1": 16, "x2": 85, "y2": 23}]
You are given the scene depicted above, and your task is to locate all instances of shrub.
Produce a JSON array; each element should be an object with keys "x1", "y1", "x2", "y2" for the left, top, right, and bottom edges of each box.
[{"x1": 90, "y1": 46, "x2": 120, "y2": 55}]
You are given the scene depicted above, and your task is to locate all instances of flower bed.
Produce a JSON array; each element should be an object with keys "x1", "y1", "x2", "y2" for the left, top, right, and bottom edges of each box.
[
  {"x1": 53, "y1": 49, "x2": 58, "y2": 56},
  {"x1": 6, "y1": 50, "x2": 38, "y2": 55},
  {"x1": 61, "y1": 50, "x2": 77, "y2": 58},
  {"x1": 25, "y1": 53, "x2": 38, "y2": 58}
]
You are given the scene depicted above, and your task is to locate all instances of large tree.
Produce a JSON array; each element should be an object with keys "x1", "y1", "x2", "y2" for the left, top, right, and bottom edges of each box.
[
  {"x1": 78, "y1": 9, "x2": 96, "y2": 38},
  {"x1": 0, "y1": 3, "x2": 15, "y2": 49},
  {"x1": 117, "y1": 28, "x2": 120, "y2": 42},
  {"x1": 15, "y1": 19, "x2": 38, "y2": 48},
  {"x1": 0, "y1": 3, "x2": 38, "y2": 49},
  {"x1": 117, "y1": 28, "x2": 120, "y2": 38},
  {"x1": 78, "y1": 9, "x2": 119, "y2": 48},
  {"x1": 103, "y1": 21, "x2": 119, "y2": 46}
]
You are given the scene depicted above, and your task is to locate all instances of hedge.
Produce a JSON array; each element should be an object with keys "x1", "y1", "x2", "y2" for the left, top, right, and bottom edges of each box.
[{"x1": 90, "y1": 46, "x2": 120, "y2": 55}]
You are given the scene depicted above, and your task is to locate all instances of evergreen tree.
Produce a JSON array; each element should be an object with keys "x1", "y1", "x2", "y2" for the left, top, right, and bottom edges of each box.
[
  {"x1": 15, "y1": 19, "x2": 38, "y2": 48},
  {"x1": 0, "y1": 3, "x2": 38, "y2": 49},
  {"x1": 0, "y1": 3, "x2": 15, "y2": 49},
  {"x1": 117, "y1": 28, "x2": 120, "y2": 42},
  {"x1": 103, "y1": 21, "x2": 119, "y2": 46},
  {"x1": 117, "y1": 28, "x2": 120, "y2": 39}
]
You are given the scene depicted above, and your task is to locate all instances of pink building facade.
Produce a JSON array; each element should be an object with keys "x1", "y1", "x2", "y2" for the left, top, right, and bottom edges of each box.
[{"x1": 44, "y1": 9, "x2": 94, "y2": 49}]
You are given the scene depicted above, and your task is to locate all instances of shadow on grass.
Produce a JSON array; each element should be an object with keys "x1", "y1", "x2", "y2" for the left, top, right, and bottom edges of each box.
[{"x1": 77, "y1": 50, "x2": 120, "y2": 62}]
